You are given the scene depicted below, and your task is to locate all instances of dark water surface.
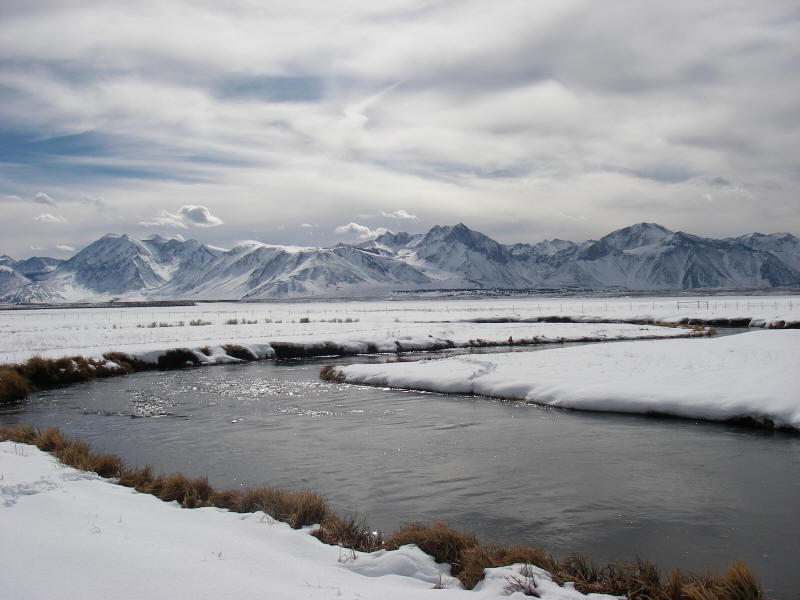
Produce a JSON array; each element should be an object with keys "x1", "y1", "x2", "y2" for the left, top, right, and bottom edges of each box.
[{"x1": 2, "y1": 349, "x2": 798, "y2": 597}]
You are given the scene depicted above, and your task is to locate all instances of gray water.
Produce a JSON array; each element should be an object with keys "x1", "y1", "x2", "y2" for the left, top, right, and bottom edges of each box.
[{"x1": 2, "y1": 348, "x2": 798, "y2": 598}]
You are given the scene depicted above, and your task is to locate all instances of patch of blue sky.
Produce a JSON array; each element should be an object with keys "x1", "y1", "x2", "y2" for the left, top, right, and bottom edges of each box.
[
  {"x1": 214, "y1": 74, "x2": 324, "y2": 102},
  {"x1": 0, "y1": 129, "x2": 250, "y2": 185}
]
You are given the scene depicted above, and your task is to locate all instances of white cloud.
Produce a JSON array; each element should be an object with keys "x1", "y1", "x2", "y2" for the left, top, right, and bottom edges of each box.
[
  {"x1": 56, "y1": 244, "x2": 75, "y2": 252},
  {"x1": 33, "y1": 213, "x2": 65, "y2": 223},
  {"x1": 300, "y1": 223, "x2": 314, "y2": 228},
  {"x1": 334, "y1": 222, "x2": 387, "y2": 240},
  {"x1": 139, "y1": 210, "x2": 187, "y2": 229},
  {"x1": 179, "y1": 205, "x2": 223, "y2": 227},
  {"x1": 381, "y1": 209, "x2": 418, "y2": 221},
  {"x1": 33, "y1": 192, "x2": 57, "y2": 206}
]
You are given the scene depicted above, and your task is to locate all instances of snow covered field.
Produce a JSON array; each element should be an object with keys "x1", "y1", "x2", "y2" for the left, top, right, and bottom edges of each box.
[
  {"x1": 1, "y1": 294, "x2": 797, "y2": 364},
  {"x1": 0, "y1": 441, "x2": 615, "y2": 600},
  {"x1": 331, "y1": 330, "x2": 800, "y2": 430}
]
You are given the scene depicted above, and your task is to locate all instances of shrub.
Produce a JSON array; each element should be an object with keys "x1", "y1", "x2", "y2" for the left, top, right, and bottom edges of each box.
[
  {"x1": 225, "y1": 318, "x2": 239, "y2": 325},
  {"x1": 189, "y1": 319, "x2": 211, "y2": 326},
  {"x1": 299, "y1": 317, "x2": 310, "y2": 323}
]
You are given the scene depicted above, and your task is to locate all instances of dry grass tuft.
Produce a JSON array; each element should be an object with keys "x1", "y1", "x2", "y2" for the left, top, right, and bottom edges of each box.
[
  {"x1": 239, "y1": 487, "x2": 329, "y2": 528},
  {"x1": 156, "y1": 473, "x2": 214, "y2": 508},
  {"x1": 0, "y1": 423, "x2": 37, "y2": 443},
  {"x1": 314, "y1": 514, "x2": 383, "y2": 552},
  {"x1": 223, "y1": 344, "x2": 257, "y2": 361},
  {"x1": 118, "y1": 465, "x2": 154, "y2": 490},
  {"x1": 0, "y1": 366, "x2": 30, "y2": 402},
  {"x1": 385, "y1": 521, "x2": 483, "y2": 585},
  {"x1": 157, "y1": 349, "x2": 200, "y2": 369},
  {"x1": 208, "y1": 489, "x2": 244, "y2": 511},
  {"x1": 319, "y1": 365, "x2": 345, "y2": 383}
]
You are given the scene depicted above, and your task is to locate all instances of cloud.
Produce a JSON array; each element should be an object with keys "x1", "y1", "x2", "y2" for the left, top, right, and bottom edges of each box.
[
  {"x1": 334, "y1": 222, "x2": 387, "y2": 240},
  {"x1": 33, "y1": 213, "x2": 66, "y2": 223},
  {"x1": 179, "y1": 205, "x2": 223, "y2": 227},
  {"x1": 381, "y1": 209, "x2": 418, "y2": 221},
  {"x1": 0, "y1": 1, "x2": 798, "y2": 255},
  {"x1": 56, "y1": 244, "x2": 75, "y2": 252},
  {"x1": 139, "y1": 210, "x2": 187, "y2": 229},
  {"x1": 33, "y1": 192, "x2": 57, "y2": 206},
  {"x1": 300, "y1": 223, "x2": 313, "y2": 228},
  {"x1": 140, "y1": 205, "x2": 223, "y2": 229}
]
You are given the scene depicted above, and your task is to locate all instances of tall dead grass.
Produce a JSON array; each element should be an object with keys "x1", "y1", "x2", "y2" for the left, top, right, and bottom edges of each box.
[
  {"x1": 0, "y1": 424, "x2": 764, "y2": 599},
  {"x1": 384, "y1": 521, "x2": 763, "y2": 598}
]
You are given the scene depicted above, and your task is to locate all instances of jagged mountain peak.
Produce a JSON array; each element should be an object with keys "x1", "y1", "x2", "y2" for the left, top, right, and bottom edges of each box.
[
  {"x1": 2, "y1": 223, "x2": 799, "y2": 302},
  {"x1": 600, "y1": 222, "x2": 673, "y2": 250}
]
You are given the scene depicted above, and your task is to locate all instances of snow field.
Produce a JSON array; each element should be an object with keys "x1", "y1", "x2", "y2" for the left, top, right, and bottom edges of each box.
[
  {"x1": 0, "y1": 442, "x2": 618, "y2": 600},
  {"x1": 331, "y1": 330, "x2": 800, "y2": 430},
  {"x1": 3, "y1": 294, "x2": 796, "y2": 364}
]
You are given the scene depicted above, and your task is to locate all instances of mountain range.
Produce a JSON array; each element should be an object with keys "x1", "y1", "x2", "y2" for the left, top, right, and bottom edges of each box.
[{"x1": 2, "y1": 223, "x2": 799, "y2": 303}]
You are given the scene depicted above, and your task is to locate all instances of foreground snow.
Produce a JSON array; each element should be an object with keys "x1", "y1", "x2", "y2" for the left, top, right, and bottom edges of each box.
[
  {"x1": 4, "y1": 293, "x2": 796, "y2": 363},
  {"x1": 331, "y1": 330, "x2": 800, "y2": 429},
  {"x1": 0, "y1": 442, "x2": 617, "y2": 600}
]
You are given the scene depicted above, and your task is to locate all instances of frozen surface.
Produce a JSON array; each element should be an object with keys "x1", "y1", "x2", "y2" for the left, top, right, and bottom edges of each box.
[
  {"x1": 3, "y1": 294, "x2": 796, "y2": 364},
  {"x1": 332, "y1": 330, "x2": 800, "y2": 429},
  {"x1": 0, "y1": 442, "x2": 618, "y2": 600}
]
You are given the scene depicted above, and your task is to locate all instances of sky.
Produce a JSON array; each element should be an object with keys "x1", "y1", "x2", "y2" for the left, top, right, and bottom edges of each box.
[{"x1": 1, "y1": 0, "x2": 799, "y2": 259}]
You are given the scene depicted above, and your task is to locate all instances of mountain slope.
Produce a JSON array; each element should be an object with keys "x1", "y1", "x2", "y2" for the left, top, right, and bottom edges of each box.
[{"x1": 2, "y1": 223, "x2": 799, "y2": 303}]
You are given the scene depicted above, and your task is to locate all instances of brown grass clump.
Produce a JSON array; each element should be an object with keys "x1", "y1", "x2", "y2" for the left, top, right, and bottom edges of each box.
[
  {"x1": 240, "y1": 487, "x2": 329, "y2": 528},
  {"x1": 156, "y1": 473, "x2": 215, "y2": 508},
  {"x1": 0, "y1": 366, "x2": 30, "y2": 402},
  {"x1": 223, "y1": 344, "x2": 257, "y2": 361},
  {"x1": 157, "y1": 349, "x2": 200, "y2": 370},
  {"x1": 118, "y1": 465, "x2": 155, "y2": 490},
  {"x1": 680, "y1": 561, "x2": 762, "y2": 600},
  {"x1": 314, "y1": 514, "x2": 383, "y2": 552},
  {"x1": 207, "y1": 489, "x2": 244, "y2": 511},
  {"x1": 385, "y1": 521, "x2": 483, "y2": 585},
  {"x1": 319, "y1": 364, "x2": 345, "y2": 383},
  {"x1": 0, "y1": 423, "x2": 37, "y2": 443},
  {"x1": 33, "y1": 426, "x2": 71, "y2": 452}
]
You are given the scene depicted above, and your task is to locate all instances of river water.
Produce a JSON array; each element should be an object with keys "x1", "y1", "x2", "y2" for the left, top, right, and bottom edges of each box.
[{"x1": 1, "y1": 346, "x2": 798, "y2": 597}]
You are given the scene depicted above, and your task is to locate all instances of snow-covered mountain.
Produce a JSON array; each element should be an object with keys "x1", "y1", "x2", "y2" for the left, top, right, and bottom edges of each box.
[{"x1": 2, "y1": 223, "x2": 799, "y2": 303}]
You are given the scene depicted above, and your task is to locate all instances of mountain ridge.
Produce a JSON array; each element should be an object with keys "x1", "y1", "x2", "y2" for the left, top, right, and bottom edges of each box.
[{"x1": 2, "y1": 223, "x2": 799, "y2": 303}]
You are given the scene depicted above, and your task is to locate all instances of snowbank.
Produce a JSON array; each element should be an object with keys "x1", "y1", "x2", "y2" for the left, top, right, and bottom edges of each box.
[
  {"x1": 0, "y1": 442, "x2": 617, "y2": 600},
  {"x1": 331, "y1": 330, "x2": 800, "y2": 429}
]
